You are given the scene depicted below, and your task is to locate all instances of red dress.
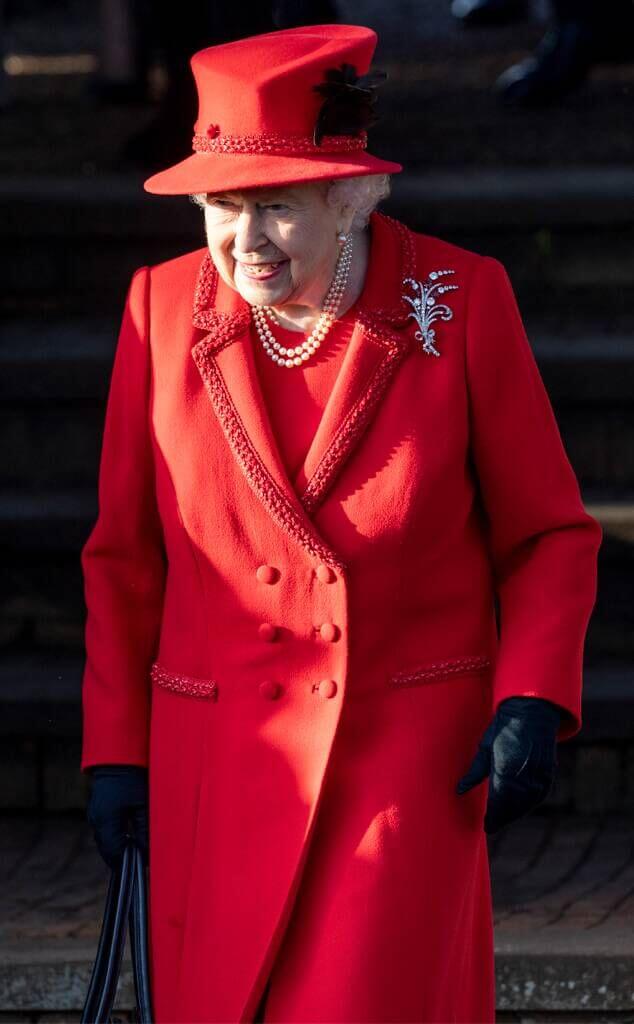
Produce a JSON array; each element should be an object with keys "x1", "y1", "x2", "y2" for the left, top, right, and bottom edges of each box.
[{"x1": 250, "y1": 302, "x2": 359, "y2": 479}]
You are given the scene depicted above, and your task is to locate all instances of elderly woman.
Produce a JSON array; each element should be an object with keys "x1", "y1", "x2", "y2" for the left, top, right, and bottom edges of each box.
[{"x1": 81, "y1": 23, "x2": 602, "y2": 1024}]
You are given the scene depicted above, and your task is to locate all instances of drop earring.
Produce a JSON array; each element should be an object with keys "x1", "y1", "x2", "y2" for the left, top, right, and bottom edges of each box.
[{"x1": 337, "y1": 231, "x2": 348, "y2": 245}]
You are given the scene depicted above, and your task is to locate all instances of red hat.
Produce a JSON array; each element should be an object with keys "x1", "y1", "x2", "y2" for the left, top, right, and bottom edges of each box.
[{"x1": 143, "y1": 24, "x2": 403, "y2": 196}]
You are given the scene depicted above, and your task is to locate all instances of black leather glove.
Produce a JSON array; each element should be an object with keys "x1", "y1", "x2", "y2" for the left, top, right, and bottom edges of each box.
[
  {"x1": 456, "y1": 696, "x2": 562, "y2": 834},
  {"x1": 86, "y1": 764, "x2": 149, "y2": 869}
]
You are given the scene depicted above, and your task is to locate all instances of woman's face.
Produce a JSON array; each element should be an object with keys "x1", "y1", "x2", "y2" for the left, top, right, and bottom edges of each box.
[{"x1": 202, "y1": 181, "x2": 350, "y2": 311}]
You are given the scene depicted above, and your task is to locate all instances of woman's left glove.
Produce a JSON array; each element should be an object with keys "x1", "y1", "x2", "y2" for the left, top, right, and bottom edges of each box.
[{"x1": 456, "y1": 696, "x2": 562, "y2": 833}]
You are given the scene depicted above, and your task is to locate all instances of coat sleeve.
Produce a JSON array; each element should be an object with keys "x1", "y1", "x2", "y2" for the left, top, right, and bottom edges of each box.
[
  {"x1": 80, "y1": 265, "x2": 167, "y2": 772},
  {"x1": 465, "y1": 255, "x2": 602, "y2": 742}
]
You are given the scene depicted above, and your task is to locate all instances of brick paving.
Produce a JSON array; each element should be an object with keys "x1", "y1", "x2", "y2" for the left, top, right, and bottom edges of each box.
[
  {"x1": 1, "y1": 811, "x2": 633, "y2": 1017},
  {"x1": 2, "y1": 812, "x2": 633, "y2": 949}
]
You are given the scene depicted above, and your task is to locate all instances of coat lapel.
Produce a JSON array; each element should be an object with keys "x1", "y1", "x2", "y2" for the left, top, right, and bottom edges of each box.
[{"x1": 190, "y1": 211, "x2": 416, "y2": 561}]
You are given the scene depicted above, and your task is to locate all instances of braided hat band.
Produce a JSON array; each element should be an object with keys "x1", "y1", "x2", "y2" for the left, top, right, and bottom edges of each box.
[{"x1": 191, "y1": 129, "x2": 368, "y2": 156}]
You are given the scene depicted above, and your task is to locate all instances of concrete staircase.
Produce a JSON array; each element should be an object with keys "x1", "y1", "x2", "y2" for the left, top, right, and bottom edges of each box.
[
  {"x1": 1, "y1": 177, "x2": 633, "y2": 896},
  {"x1": 2, "y1": 170, "x2": 633, "y2": 815}
]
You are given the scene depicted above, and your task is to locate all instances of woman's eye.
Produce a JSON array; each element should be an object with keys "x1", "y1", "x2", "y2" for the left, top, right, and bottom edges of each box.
[
  {"x1": 209, "y1": 199, "x2": 236, "y2": 209},
  {"x1": 264, "y1": 204, "x2": 287, "y2": 212}
]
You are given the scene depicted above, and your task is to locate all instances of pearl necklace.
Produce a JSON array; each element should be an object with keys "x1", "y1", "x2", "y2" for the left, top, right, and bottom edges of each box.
[{"x1": 250, "y1": 233, "x2": 354, "y2": 367}]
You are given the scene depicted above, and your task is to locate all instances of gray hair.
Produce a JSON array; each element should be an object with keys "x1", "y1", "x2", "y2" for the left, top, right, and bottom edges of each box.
[{"x1": 189, "y1": 173, "x2": 391, "y2": 230}]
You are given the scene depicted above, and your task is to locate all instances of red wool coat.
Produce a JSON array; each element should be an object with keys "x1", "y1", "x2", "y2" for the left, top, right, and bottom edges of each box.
[{"x1": 80, "y1": 210, "x2": 602, "y2": 1023}]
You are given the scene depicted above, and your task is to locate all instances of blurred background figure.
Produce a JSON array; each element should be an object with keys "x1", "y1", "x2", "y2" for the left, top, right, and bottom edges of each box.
[
  {"x1": 452, "y1": 0, "x2": 634, "y2": 104},
  {"x1": 451, "y1": 0, "x2": 530, "y2": 25},
  {"x1": 96, "y1": 0, "x2": 340, "y2": 170},
  {"x1": 94, "y1": 0, "x2": 153, "y2": 103}
]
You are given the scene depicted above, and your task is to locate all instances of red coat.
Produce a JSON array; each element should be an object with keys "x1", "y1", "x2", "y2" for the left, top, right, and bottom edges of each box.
[{"x1": 80, "y1": 210, "x2": 602, "y2": 1022}]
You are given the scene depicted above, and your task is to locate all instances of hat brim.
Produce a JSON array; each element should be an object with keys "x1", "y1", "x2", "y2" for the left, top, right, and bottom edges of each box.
[{"x1": 143, "y1": 150, "x2": 403, "y2": 195}]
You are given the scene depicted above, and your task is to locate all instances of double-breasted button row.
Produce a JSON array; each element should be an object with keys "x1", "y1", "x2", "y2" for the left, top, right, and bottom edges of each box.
[
  {"x1": 256, "y1": 563, "x2": 339, "y2": 644},
  {"x1": 259, "y1": 621, "x2": 339, "y2": 642},
  {"x1": 257, "y1": 562, "x2": 337, "y2": 585},
  {"x1": 259, "y1": 679, "x2": 338, "y2": 700}
]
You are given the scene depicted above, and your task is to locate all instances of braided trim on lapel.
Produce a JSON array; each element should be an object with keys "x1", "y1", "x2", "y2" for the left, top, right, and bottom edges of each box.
[
  {"x1": 192, "y1": 251, "x2": 219, "y2": 330},
  {"x1": 191, "y1": 338, "x2": 347, "y2": 571},
  {"x1": 300, "y1": 312, "x2": 411, "y2": 513},
  {"x1": 192, "y1": 252, "x2": 252, "y2": 344}
]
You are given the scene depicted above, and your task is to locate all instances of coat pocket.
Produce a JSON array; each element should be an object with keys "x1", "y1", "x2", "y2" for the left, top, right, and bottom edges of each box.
[
  {"x1": 150, "y1": 661, "x2": 219, "y2": 700},
  {"x1": 389, "y1": 654, "x2": 492, "y2": 689}
]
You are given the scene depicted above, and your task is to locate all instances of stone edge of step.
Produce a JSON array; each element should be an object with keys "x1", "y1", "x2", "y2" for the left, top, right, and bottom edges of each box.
[{"x1": 1, "y1": 947, "x2": 633, "y2": 1013}]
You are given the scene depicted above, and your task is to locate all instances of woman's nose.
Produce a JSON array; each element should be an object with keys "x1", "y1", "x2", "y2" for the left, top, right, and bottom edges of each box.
[{"x1": 234, "y1": 210, "x2": 267, "y2": 254}]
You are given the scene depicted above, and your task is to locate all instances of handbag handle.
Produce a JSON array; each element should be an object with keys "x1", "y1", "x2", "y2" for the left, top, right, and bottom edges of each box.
[
  {"x1": 129, "y1": 841, "x2": 153, "y2": 1020},
  {"x1": 81, "y1": 841, "x2": 153, "y2": 1023}
]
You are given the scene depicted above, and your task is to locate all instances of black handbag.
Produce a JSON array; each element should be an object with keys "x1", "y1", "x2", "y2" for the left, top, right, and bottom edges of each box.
[{"x1": 81, "y1": 841, "x2": 153, "y2": 1023}]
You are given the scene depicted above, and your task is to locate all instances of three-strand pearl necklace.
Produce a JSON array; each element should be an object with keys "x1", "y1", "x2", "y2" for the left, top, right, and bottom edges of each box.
[{"x1": 250, "y1": 232, "x2": 354, "y2": 368}]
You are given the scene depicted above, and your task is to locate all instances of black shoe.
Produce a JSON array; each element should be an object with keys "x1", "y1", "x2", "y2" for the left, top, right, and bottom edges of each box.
[
  {"x1": 451, "y1": 0, "x2": 529, "y2": 27},
  {"x1": 495, "y1": 20, "x2": 597, "y2": 105},
  {"x1": 495, "y1": 6, "x2": 634, "y2": 106}
]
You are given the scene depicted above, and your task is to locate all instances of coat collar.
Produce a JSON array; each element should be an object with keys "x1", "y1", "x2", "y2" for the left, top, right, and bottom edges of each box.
[{"x1": 190, "y1": 211, "x2": 416, "y2": 568}]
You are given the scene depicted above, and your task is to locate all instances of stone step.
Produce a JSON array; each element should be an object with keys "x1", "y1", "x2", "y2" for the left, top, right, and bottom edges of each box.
[
  {"x1": 389, "y1": 166, "x2": 634, "y2": 231},
  {"x1": 0, "y1": 653, "x2": 632, "y2": 812},
  {"x1": 1, "y1": 490, "x2": 95, "y2": 552},
  {"x1": 2, "y1": 320, "x2": 634, "y2": 491},
  {"x1": 491, "y1": 811, "x2": 634, "y2": 1016},
  {"x1": 0, "y1": 317, "x2": 116, "y2": 401},
  {"x1": 0, "y1": 812, "x2": 633, "y2": 1014},
  {"x1": 3, "y1": 317, "x2": 634, "y2": 399},
  {"x1": 2, "y1": 169, "x2": 633, "y2": 316}
]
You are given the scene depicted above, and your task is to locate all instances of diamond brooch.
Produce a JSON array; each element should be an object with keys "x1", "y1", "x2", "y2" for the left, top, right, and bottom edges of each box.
[{"x1": 403, "y1": 270, "x2": 459, "y2": 357}]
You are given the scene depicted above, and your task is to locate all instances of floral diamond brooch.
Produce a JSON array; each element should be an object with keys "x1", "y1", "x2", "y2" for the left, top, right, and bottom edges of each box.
[{"x1": 403, "y1": 270, "x2": 459, "y2": 357}]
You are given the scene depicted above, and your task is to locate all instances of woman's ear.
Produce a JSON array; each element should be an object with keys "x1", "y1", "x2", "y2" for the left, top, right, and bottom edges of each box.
[{"x1": 337, "y1": 204, "x2": 356, "y2": 237}]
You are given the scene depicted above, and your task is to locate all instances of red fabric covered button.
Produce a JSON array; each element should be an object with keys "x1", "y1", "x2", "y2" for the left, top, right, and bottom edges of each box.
[
  {"x1": 319, "y1": 622, "x2": 339, "y2": 643},
  {"x1": 256, "y1": 564, "x2": 277, "y2": 584},
  {"x1": 317, "y1": 679, "x2": 338, "y2": 699},
  {"x1": 259, "y1": 680, "x2": 281, "y2": 700},
  {"x1": 258, "y1": 622, "x2": 278, "y2": 642},
  {"x1": 316, "y1": 564, "x2": 335, "y2": 583}
]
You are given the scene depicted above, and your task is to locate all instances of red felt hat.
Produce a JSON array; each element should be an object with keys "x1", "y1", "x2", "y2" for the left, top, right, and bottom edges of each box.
[{"x1": 143, "y1": 24, "x2": 403, "y2": 196}]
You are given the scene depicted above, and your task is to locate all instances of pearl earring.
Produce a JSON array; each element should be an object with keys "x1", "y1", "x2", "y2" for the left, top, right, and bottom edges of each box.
[{"x1": 337, "y1": 231, "x2": 348, "y2": 245}]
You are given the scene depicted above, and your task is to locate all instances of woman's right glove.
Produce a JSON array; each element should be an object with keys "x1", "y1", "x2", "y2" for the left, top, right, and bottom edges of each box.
[{"x1": 86, "y1": 764, "x2": 149, "y2": 869}]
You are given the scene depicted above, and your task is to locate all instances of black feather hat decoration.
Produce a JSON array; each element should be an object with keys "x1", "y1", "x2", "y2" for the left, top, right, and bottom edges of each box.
[{"x1": 312, "y1": 62, "x2": 388, "y2": 146}]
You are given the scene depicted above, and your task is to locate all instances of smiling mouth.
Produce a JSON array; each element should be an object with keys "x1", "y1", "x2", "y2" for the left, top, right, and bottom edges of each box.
[{"x1": 238, "y1": 260, "x2": 286, "y2": 278}]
